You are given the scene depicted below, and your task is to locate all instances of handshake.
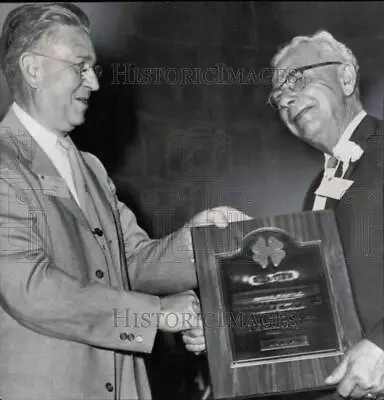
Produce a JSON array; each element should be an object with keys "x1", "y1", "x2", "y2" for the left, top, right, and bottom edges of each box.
[
  {"x1": 155, "y1": 206, "x2": 253, "y2": 354},
  {"x1": 159, "y1": 290, "x2": 205, "y2": 354}
]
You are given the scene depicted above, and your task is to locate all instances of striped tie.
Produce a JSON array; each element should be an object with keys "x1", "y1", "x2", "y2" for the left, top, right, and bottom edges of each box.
[{"x1": 326, "y1": 156, "x2": 343, "y2": 177}]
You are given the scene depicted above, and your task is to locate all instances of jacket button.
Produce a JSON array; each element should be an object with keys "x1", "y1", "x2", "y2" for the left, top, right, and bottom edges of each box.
[
  {"x1": 136, "y1": 335, "x2": 144, "y2": 343},
  {"x1": 95, "y1": 269, "x2": 104, "y2": 279},
  {"x1": 93, "y1": 227, "x2": 104, "y2": 236},
  {"x1": 120, "y1": 332, "x2": 135, "y2": 341},
  {"x1": 105, "y1": 382, "x2": 114, "y2": 392}
]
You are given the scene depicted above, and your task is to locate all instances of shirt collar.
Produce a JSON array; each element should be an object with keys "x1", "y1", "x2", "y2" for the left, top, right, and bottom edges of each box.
[
  {"x1": 12, "y1": 101, "x2": 60, "y2": 153},
  {"x1": 324, "y1": 109, "x2": 366, "y2": 165}
]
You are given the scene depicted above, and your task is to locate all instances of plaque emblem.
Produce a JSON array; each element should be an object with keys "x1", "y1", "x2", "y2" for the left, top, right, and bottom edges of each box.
[{"x1": 251, "y1": 236, "x2": 286, "y2": 268}]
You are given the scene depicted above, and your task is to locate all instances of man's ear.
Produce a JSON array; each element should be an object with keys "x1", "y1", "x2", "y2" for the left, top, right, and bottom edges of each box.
[
  {"x1": 19, "y1": 52, "x2": 41, "y2": 89},
  {"x1": 338, "y1": 62, "x2": 358, "y2": 96}
]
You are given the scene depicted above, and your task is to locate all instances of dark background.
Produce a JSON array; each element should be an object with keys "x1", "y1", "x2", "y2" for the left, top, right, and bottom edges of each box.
[{"x1": 1, "y1": 2, "x2": 384, "y2": 399}]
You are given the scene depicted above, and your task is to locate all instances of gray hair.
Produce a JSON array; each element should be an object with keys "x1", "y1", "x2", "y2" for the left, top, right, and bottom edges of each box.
[
  {"x1": 272, "y1": 30, "x2": 359, "y2": 72},
  {"x1": 0, "y1": 3, "x2": 90, "y2": 96}
]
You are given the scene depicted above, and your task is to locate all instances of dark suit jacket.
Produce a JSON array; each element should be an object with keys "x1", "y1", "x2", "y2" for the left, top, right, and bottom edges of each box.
[{"x1": 280, "y1": 114, "x2": 384, "y2": 400}]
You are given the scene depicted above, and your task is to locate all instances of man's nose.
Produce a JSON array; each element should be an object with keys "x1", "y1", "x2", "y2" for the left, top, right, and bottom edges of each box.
[
  {"x1": 83, "y1": 67, "x2": 100, "y2": 91},
  {"x1": 279, "y1": 90, "x2": 297, "y2": 110}
]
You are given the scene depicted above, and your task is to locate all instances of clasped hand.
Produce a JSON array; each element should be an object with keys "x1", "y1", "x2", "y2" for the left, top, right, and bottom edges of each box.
[{"x1": 159, "y1": 290, "x2": 205, "y2": 354}]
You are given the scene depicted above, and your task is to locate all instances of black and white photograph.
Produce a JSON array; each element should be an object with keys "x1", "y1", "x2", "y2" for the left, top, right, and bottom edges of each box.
[{"x1": 0, "y1": 2, "x2": 384, "y2": 400}]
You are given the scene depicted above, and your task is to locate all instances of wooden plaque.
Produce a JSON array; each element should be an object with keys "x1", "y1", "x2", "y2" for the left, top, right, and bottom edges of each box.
[{"x1": 191, "y1": 210, "x2": 362, "y2": 399}]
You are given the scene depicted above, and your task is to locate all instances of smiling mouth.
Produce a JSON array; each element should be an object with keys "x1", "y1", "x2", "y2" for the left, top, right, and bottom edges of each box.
[
  {"x1": 293, "y1": 106, "x2": 313, "y2": 124},
  {"x1": 76, "y1": 97, "x2": 89, "y2": 106}
]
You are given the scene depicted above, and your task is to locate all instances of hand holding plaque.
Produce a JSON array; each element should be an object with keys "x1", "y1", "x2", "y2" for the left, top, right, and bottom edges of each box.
[
  {"x1": 326, "y1": 339, "x2": 384, "y2": 399},
  {"x1": 191, "y1": 210, "x2": 362, "y2": 399}
]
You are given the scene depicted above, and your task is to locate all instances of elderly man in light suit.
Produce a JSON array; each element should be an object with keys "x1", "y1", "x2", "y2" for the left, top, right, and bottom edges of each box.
[{"x1": 0, "y1": 3, "x2": 249, "y2": 400}]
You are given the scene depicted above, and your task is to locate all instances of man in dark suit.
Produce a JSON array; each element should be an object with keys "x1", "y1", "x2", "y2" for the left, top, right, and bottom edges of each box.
[
  {"x1": 269, "y1": 30, "x2": 384, "y2": 399},
  {"x1": 0, "y1": 3, "x2": 250, "y2": 400}
]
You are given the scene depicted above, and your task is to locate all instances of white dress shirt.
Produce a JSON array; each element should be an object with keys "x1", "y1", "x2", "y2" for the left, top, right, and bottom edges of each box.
[
  {"x1": 12, "y1": 102, "x2": 81, "y2": 206},
  {"x1": 312, "y1": 110, "x2": 366, "y2": 210}
]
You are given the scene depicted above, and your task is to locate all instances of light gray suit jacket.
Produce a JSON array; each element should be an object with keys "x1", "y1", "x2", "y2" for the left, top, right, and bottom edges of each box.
[{"x1": 0, "y1": 108, "x2": 197, "y2": 400}]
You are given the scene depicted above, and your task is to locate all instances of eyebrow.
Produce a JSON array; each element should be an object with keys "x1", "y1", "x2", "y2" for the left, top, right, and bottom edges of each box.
[
  {"x1": 73, "y1": 54, "x2": 96, "y2": 64},
  {"x1": 276, "y1": 68, "x2": 303, "y2": 89},
  {"x1": 278, "y1": 61, "x2": 343, "y2": 88}
]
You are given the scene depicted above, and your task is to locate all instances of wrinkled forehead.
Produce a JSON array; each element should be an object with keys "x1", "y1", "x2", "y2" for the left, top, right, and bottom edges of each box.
[
  {"x1": 41, "y1": 24, "x2": 96, "y2": 62},
  {"x1": 272, "y1": 42, "x2": 339, "y2": 87}
]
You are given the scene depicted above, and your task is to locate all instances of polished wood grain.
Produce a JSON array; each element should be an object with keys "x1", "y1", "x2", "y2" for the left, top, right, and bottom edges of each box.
[{"x1": 191, "y1": 209, "x2": 362, "y2": 399}]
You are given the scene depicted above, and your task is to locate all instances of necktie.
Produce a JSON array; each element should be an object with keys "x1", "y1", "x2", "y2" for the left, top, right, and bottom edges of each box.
[
  {"x1": 326, "y1": 156, "x2": 343, "y2": 178},
  {"x1": 312, "y1": 156, "x2": 343, "y2": 210},
  {"x1": 327, "y1": 156, "x2": 338, "y2": 169},
  {"x1": 57, "y1": 136, "x2": 87, "y2": 211}
]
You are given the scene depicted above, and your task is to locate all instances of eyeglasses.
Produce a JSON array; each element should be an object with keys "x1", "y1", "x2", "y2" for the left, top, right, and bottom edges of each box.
[
  {"x1": 267, "y1": 61, "x2": 343, "y2": 111},
  {"x1": 29, "y1": 51, "x2": 100, "y2": 80}
]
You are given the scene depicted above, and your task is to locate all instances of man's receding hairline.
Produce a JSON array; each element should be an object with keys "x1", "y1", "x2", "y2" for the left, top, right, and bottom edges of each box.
[
  {"x1": 38, "y1": 23, "x2": 90, "y2": 46},
  {"x1": 275, "y1": 41, "x2": 344, "y2": 69},
  {"x1": 31, "y1": 23, "x2": 93, "y2": 61}
]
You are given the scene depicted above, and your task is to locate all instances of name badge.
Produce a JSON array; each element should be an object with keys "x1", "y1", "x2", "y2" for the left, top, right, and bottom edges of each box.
[
  {"x1": 38, "y1": 174, "x2": 70, "y2": 198},
  {"x1": 315, "y1": 176, "x2": 354, "y2": 200}
]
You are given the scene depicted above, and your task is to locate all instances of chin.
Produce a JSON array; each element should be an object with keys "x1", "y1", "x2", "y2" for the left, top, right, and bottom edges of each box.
[
  {"x1": 61, "y1": 120, "x2": 83, "y2": 134},
  {"x1": 70, "y1": 113, "x2": 86, "y2": 127},
  {"x1": 305, "y1": 133, "x2": 330, "y2": 153},
  {"x1": 301, "y1": 122, "x2": 323, "y2": 141}
]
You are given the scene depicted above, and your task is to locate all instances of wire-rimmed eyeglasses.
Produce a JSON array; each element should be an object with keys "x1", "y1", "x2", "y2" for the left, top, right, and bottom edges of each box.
[
  {"x1": 28, "y1": 51, "x2": 101, "y2": 80},
  {"x1": 267, "y1": 61, "x2": 343, "y2": 111}
]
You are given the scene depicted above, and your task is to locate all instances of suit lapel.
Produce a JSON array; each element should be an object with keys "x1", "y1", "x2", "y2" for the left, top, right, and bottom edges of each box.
[
  {"x1": 323, "y1": 115, "x2": 376, "y2": 209},
  {"x1": 0, "y1": 109, "x2": 91, "y2": 230},
  {"x1": 344, "y1": 115, "x2": 377, "y2": 179},
  {"x1": 33, "y1": 146, "x2": 90, "y2": 229},
  {"x1": 303, "y1": 171, "x2": 323, "y2": 210},
  {"x1": 80, "y1": 155, "x2": 115, "y2": 227}
]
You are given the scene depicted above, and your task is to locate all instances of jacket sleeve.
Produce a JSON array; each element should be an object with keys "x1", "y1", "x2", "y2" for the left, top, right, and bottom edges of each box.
[
  {"x1": 0, "y1": 174, "x2": 161, "y2": 354},
  {"x1": 117, "y1": 200, "x2": 197, "y2": 294}
]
